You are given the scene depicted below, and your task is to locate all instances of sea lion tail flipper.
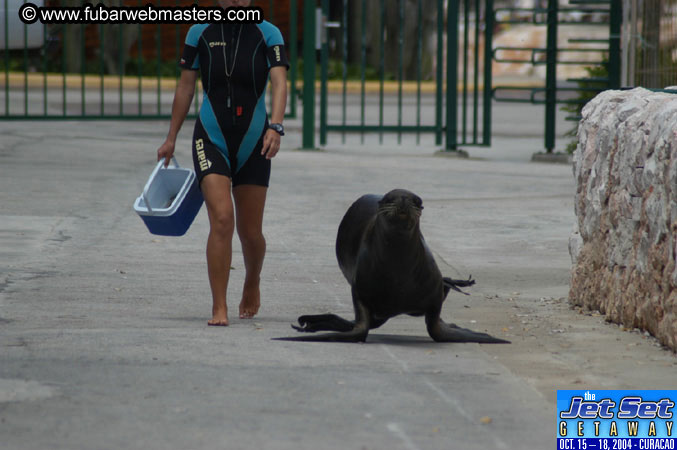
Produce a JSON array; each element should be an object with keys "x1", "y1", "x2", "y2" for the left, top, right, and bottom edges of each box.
[
  {"x1": 443, "y1": 276, "x2": 476, "y2": 296},
  {"x1": 291, "y1": 314, "x2": 355, "y2": 333},
  {"x1": 426, "y1": 316, "x2": 510, "y2": 344}
]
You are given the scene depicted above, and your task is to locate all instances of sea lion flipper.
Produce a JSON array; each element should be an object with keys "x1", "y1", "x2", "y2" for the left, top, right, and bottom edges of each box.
[
  {"x1": 291, "y1": 314, "x2": 355, "y2": 333},
  {"x1": 274, "y1": 320, "x2": 369, "y2": 342},
  {"x1": 426, "y1": 316, "x2": 509, "y2": 344},
  {"x1": 443, "y1": 276, "x2": 475, "y2": 296},
  {"x1": 443, "y1": 276, "x2": 475, "y2": 288},
  {"x1": 274, "y1": 299, "x2": 371, "y2": 342}
]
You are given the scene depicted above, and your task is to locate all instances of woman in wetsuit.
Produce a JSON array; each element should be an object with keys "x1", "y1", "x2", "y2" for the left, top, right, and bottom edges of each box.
[{"x1": 157, "y1": 0, "x2": 288, "y2": 326}]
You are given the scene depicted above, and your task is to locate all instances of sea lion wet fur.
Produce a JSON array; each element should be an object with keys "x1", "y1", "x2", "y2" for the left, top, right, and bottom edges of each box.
[{"x1": 276, "y1": 189, "x2": 509, "y2": 343}]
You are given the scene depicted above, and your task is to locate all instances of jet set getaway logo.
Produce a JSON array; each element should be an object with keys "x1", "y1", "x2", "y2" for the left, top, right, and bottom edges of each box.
[{"x1": 557, "y1": 390, "x2": 677, "y2": 450}]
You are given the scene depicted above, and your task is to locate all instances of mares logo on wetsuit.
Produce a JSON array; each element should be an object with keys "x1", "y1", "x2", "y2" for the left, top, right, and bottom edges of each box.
[
  {"x1": 273, "y1": 45, "x2": 281, "y2": 62},
  {"x1": 209, "y1": 41, "x2": 226, "y2": 48},
  {"x1": 195, "y1": 138, "x2": 212, "y2": 171}
]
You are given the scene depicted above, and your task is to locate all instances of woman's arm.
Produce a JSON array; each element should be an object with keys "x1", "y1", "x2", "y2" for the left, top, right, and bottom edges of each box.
[
  {"x1": 157, "y1": 69, "x2": 199, "y2": 166},
  {"x1": 261, "y1": 66, "x2": 288, "y2": 159}
]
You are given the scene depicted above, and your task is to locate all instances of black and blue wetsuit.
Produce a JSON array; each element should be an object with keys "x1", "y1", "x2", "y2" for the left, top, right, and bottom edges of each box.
[{"x1": 179, "y1": 21, "x2": 289, "y2": 187}]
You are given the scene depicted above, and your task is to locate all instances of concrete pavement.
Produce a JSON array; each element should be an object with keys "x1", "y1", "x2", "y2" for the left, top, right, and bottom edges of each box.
[{"x1": 1, "y1": 101, "x2": 675, "y2": 450}]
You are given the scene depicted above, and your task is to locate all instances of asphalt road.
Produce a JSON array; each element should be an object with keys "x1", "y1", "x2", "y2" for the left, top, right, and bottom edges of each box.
[{"x1": 1, "y1": 98, "x2": 674, "y2": 450}]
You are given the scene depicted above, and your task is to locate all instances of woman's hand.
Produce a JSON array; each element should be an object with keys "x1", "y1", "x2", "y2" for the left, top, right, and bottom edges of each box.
[
  {"x1": 261, "y1": 128, "x2": 281, "y2": 159},
  {"x1": 157, "y1": 139, "x2": 176, "y2": 167}
]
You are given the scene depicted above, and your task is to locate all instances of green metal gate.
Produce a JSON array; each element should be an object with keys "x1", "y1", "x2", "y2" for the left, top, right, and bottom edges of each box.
[
  {"x1": 1, "y1": 0, "x2": 628, "y2": 154},
  {"x1": 491, "y1": 0, "x2": 621, "y2": 153},
  {"x1": 0, "y1": 0, "x2": 298, "y2": 120},
  {"x1": 313, "y1": 0, "x2": 494, "y2": 151}
]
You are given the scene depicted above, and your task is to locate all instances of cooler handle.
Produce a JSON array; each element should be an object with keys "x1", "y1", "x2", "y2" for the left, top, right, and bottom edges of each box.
[{"x1": 142, "y1": 157, "x2": 179, "y2": 213}]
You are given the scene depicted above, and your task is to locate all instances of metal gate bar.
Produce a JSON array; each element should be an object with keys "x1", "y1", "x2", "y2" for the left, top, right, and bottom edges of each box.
[
  {"x1": 443, "y1": 0, "x2": 494, "y2": 150},
  {"x1": 1, "y1": 0, "x2": 299, "y2": 120},
  {"x1": 319, "y1": 0, "x2": 493, "y2": 150},
  {"x1": 491, "y1": 0, "x2": 621, "y2": 153}
]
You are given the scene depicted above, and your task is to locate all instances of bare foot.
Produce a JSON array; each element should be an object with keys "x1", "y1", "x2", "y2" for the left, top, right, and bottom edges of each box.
[
  {"x1": 208, "y1": 304, "x2": 229, "y2": 326},
  {"x1": 239, "y1": 283, "x2": 260, "y2": 319}
]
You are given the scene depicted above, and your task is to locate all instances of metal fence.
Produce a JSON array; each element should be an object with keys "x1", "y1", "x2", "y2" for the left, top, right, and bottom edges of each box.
[
  {"x1": 315, "y1": 0, "x2": 494, "y2": 150},
  {"x1": 0, "y1": 0, "x2": 298, "y2": 120},
  {"x1": 622, "y1": 0, "x2": 677, "y2": 88},
  {"x1": 492, "y1": 0, "x2": 621, "y2": 153},
  {"x1": 6, "y1": 0, "x2": 676, "y2": 151}
]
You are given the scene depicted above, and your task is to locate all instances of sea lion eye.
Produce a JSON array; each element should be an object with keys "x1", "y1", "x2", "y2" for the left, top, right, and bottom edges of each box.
[{"x1": 379, "y1": 195, "x2": 395, "y2": 207}]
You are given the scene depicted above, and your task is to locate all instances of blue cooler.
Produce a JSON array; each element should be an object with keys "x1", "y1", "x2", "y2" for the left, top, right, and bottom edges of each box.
[{"x1": 134, "y1": 158, "x2": 204, "y2": 236}]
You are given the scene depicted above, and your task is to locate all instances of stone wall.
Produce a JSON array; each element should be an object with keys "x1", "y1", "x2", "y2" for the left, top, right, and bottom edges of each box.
[{"x1": 569, "y1": 87, "x2": 677, "y2": 351}]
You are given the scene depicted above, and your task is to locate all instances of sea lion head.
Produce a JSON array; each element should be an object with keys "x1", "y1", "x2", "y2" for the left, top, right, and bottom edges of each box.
[{"x1": 377, "y1": 189, "x2": 424, "y2": 233}]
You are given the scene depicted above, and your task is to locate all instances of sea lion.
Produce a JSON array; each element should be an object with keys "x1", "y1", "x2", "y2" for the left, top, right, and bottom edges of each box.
[{"x1": 277, "y1": 189, "x2": 509, "y2": 344}]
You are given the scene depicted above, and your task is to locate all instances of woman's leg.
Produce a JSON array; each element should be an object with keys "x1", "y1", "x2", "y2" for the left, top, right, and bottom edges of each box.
[
  {"x1": 201, "y1": 174, "x2": 235, "y2": 326},
  {"x1": 232, "y1": 184, "x2": 267, "y2": 319}
]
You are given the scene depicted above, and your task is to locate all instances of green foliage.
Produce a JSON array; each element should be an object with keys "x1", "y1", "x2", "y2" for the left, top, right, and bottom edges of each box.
[
  {"x1": 325, "y1": 58, "x2": 395, "y2": 81},
  {"x1": 1, "y1": 51, "x2": 179, "y2": 78},
  {"x1": 2, "y1": 52, "x2": 392, "y2": 82},
  {"x1": 0, "y1": 55, "x2": 25, "y2": 72},
  {"x1": 297, "y1": 58, "x2": 395, "y2": 81},
  {"x1": 561, "y1": 63, "x2": 609, "y2": 154},
  {"x1": 0, "y1": 50, "x2": 56, "y2": 72},
  {"x1": 125, "y1": 57, "x2": 180, "y2": 78}
]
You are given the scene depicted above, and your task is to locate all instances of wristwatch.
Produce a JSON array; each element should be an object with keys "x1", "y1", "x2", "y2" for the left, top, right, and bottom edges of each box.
[{"x1": 269, "y1": 123, "x2": 285, "y2": 136}]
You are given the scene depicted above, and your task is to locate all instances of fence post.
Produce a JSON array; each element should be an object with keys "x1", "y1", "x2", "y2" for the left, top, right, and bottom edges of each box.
[
  {"x1": 302, "y1": 0, "x2": 316, "y2": 149},
  {"x1": 319, "y1": 0, "x2": 328, "y2": 146},
  {"x1": 445, "y1": 0, "x2": 459, "y2": 151},
  {"x1": 4, "y1": 0, "x2": 8, "y2": 115},
  {"x1": 288, "y1": 0, "x2": 298, "y2": 118},
  {"x1": 544, "y1": 0, "x2": 558, "y2": 153},
  {"x1": 482, "y1": 0, "x2": 494, "y2": 146},
  {"x1": 435, "y1": 0, "x2": 444, "y2": 146},
  {"x1": 608, "y1": 0, "x2": 622, "y2": 89}
]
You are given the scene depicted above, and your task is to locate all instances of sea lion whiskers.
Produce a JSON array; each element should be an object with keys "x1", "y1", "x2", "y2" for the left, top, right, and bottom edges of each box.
[
  {"x1": 378, "y1": 204, "x2": 423, "y2": 214},
  {"x1": 377, "y1": 204, "x2": 398, "y2": 212},
  {"x1": 377, "y1": 202, "x2": 422, "y2": 223}
]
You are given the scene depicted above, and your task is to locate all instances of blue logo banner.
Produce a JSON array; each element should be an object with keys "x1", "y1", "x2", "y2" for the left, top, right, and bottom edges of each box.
[{"x1": 557, "y1": 390, "x2": 677, "y2": 449}]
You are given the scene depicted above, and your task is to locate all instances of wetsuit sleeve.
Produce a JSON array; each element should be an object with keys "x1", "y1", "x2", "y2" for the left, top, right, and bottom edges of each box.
[
  {"x1": 179, "y1": 24, "x2": 203, "y2": 71},
  {"x1": 259, "y1": 22, "x2": 290, "y2": 70},
  {"x1": 266, "y1": 43, "x2": 289, "y2": 70}
]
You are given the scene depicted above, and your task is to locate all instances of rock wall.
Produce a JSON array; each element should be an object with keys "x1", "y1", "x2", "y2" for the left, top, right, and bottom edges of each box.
[{"x1": 569, "y1": 87, "x2": 677, "y2": 351}]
